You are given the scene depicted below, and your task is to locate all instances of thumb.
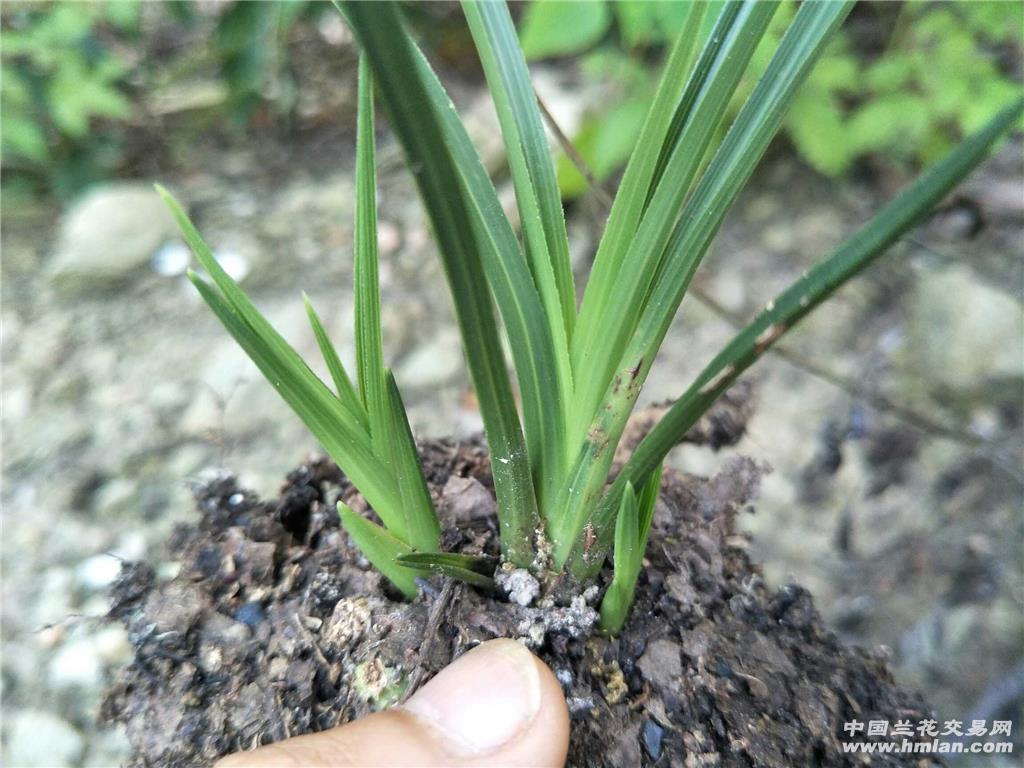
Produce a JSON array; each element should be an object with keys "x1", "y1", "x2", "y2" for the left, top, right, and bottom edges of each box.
[{"x1": 216, "y1": 638, "x2": 570, "y2": 767}]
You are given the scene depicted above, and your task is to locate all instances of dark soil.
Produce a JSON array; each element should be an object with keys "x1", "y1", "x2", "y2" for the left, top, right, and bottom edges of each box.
[{"x1": 102, "y1": 436, "x2": 938, "y2": 767}]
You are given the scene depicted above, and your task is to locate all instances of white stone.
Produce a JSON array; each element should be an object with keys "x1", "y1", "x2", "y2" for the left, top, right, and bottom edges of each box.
[
  {"x1": 4, "y1": 710, "x2": 84, "y2": 767},
  {"x1": 76, "y1": 553, "x2": 122, "y2": 591},
  {"x1": 93, "y1": 625, "x2": 131, "y2": 664},
  {"x1": 151, "y1": 239, "x2": 191, "y2": 276},
  {"x1": 49, "y1": 637, "x2": 103, "y2": 690},
  {"x1": 48, "y1": 183, "x2": 179, "y2": 293}
]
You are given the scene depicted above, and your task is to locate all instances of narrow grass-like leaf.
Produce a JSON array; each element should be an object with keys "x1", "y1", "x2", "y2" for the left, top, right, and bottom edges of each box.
[
  {"x1": 587, "y1": 95, "x2": 1024, "y2": 573},
  {"x1": 636, "y1": 462, "x2": 663, "y2": 546},
  {"x1": 302, "y1": 293, "x2": 368, "y2": 431},
  {"x1": 353, "y1": 55, "x2": 389, "y2": 456},
  {"x1": 599, "y1": 466, "x2": 661, "y2": 632},
  {"x1": 462, "y1": 0, "x2": 576, "y2": 344},
  {"x1": 574, "y1": 0, "x2": 711, "y2": 361},
  {"x1": 569, "y1": 1, "x2": 778, "y2": 452},
  {"x1": 598, "y1": 483, "x2": 640, "y2": 633},
  {"x1": 342, "y1": 1, "x2": 538, "y2": 567},
  {"x1": 408, "y1": 42, "x2": 571, "y2": 510},
  {"x1": 394, "y1": 552, "x2": 496, "y2": 589},
  {"x1": 162, "y1": 189, "x2": 405, "y2": 523},
  {"x1": 647, "y1": 2, "x2": 744, "y2": 203},
  {"x1": 555, "y1": 0, "x2": 853, "y2": 572},
  {"x1": 338, "y1": 501, "x2": 421, "y2": 598},
  {"x1": 383, "y1": 368, "x2": 440, "y2": 552}
]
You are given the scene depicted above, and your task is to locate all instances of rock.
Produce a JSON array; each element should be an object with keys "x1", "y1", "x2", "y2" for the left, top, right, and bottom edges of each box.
[
  {"x1": 48, "y1": 184, "x2": 179, "y2": 294},
  {"x1": 76, "y1": 553, "x2": 123, "y2": 591},
  {"x1": 49, "y1": 637, "x2": 103, "y2": 690},
  {"x1": 641, "y1": 719, "x2": 664, "y2": 760},
  {"x1": 4, "y1": 710, "x2": 84, "y2": 767},
  {"x1": 610, "y1": 722, "x2": 642, "y2": 767},
  {"x1": 441, "y1": 475, "x2": 497, "y2": 524},
  {"x1": 637, "y1": 638, "x2": 683, "y2": 689},
  {"x1": 144, "y1": 581, "x2": 205, "y2": 634},
  {"x1": 904, "y1": 265, "x2": 1023, "y2": 390},
  {"x1": 93, "y1": 625, "x2": 131, "y2": 664},
  {"x1": 324, "y1": 597, "x2": 371, "y2": 648},
  {"x1": 151, "y1": 239, "x2": 191, "y2": 276}
]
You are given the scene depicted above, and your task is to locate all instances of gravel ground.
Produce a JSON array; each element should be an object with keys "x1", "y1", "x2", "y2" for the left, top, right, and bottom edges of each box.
[{"x1": 2, "y1": 59, "x2": 1021, "y2": 767}]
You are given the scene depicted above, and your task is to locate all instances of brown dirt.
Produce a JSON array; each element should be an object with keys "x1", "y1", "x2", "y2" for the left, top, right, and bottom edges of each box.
[{"x1": 102, "y1": 435, "x2": 937, "y2": 767}]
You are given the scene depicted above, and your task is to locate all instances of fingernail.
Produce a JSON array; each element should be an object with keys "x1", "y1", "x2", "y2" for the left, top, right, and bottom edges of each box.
[{"x1": 402, "y1": 639, "x2": 542, "y2": 756}]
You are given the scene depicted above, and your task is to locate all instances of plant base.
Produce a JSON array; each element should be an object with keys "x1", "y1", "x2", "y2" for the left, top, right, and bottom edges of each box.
[{"x1": 102, "y1": 438, "x2": 932, "y2": 766}]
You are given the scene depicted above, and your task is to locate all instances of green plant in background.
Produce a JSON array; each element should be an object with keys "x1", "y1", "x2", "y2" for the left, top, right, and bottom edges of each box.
[
  {"x1": 1, "y1": 0, "x2": 139, "y2": 198},
  {"x1": 1, "y1": 0, "x2": 322, "y2": 200},
  {"x1": 519, "y1": 0, "x2": 1023, "y2": 195},
  {"x1": 163, "y1": 0, "x2": 1021, "y2": 633}
]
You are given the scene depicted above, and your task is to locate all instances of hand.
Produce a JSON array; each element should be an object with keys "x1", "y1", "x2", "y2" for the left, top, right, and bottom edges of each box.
[{"x1": 216, "y1": 639, "x2": 570, "y2": 767}]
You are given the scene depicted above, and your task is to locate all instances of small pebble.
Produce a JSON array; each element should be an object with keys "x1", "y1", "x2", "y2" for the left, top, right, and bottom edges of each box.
[
  {"x1": 642, "y1": 719, "x2": 664, "y2": 760},
  {"x1": 567, "y1": 696, "x2": 595, "y2": 716},
  {"x1": 151, "y1": 240, "x2": 191, "y2": 276},
  {"x1": 233, "y1": 602, "x2": 266, "y2": 627},
  {"x1": 77, "y1": 553, "x2": 123, "y2": 591}
]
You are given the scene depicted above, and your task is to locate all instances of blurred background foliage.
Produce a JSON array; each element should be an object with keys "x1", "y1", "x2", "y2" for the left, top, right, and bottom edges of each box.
[
  {"x1": 1, "y1": 0, "x2": 336, "y2": 201},
  {"x1": 517, "y1": 0, "x2": 1024, "y2": 197},
  {"x1": 1, "y1": 0, "x2": 1021, "y2": 202}
]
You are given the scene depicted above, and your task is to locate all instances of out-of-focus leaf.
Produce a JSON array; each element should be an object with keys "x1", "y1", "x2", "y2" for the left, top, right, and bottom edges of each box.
[
  {"x1": 519, "y1": 0, "x2": 612, "y2": 59},
  {"x1": 2, "y1": 115, "x2": 49, "y2": 163},
  {"x1": 556, "y1": 99, "x2": 648, "y2": 197}
]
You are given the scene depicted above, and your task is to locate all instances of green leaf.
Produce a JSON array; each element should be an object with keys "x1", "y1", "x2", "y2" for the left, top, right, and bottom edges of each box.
[
  {"x1": 786, "y1": 89, "x2": 851, "y2": 176},
  {"x1": 302, "y1": 293, "x2": 368, "y2": 430},
  {"x1": 408, "y1": 42, "x2": 570, "y2": 513},
  {"x1": 635, "y1": 461, "x2": 662, "y2": 545},
  {"x1": 353, "y1": 55, "x2": 389, "y2": 456},
  {"x1": 159, "y1": 186, "x2": 402, "y2": 524},
  {"x1": 394, "y1": 552, "x2": 496, "y2": 588},
  {"x1": 569, "y1": 0, "x2": 706, "y2": 313},
  {"x1": 569, "y1": 1, "x2": 776, "y2": 458},
  {"x1": 560, "y1": 0, "x2": 856, "y2": 574},
  {"x1": 1, "y1": 115, "x2": 49, "y2": 164},
  {"x1": 463, "y1": 0, "x2": 576, "y2": 346},
  {"x1": 555, "y1": 1, "x2": 780, "y2": 567},
  {"x1": 383, "y1": 368, "x2": 440, "y2": 553},
  {"x1": 848, "y1": 94, "x2": 931, "y2": 155},
  {"x1": 599, "y1": 463, "x2": 660, "y2": 634},
  {"x1": 614, "y1": 1, "x2": 660, "y2": 48},
  {"x1": 598, "y1": 482, "x2": 640, "y2": 633},
  {"x1": 603, "y1": 95, "x2": 1024, "y2": 565},
  {"x1": 342, "y1": 1, "x2": 539, "y2": 567},
  {"x1": 338, "y1": 502, "x2": 421, "y2": 598},
  {"x1": 519, "y1": 0, "x2": 611, "y2": 60}
]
